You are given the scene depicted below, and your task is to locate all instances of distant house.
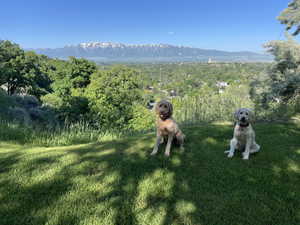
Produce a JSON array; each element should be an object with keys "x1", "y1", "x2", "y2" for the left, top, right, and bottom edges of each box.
[
  {"x1": 216, "y1": 81, "x2": 229, "y2": 88},
  {"x1": 208, "y1": 58, "x2": 216, "y2": 64},
  {"x1": 145, "y1": 85, "x2": 154, "y2": 91},
  {"x1": 274, "y1": 97, "x2": 281, "y2": 103},
  {"x1": 169, "y1": 90, "x2": 178, "y2": 97},
  {"x1": 216, "y1": 81, "x2": 229, "y2": 93},
  {"x1": 147, "y1": 99, "x2": 156, "y2": 109}
]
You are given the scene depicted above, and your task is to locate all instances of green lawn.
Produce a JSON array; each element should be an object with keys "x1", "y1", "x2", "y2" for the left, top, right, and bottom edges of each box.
[{"x1": 0, "y1": 123, "x2": 300, "y2": 225}]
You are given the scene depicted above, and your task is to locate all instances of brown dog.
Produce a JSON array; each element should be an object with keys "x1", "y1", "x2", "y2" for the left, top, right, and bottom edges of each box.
[{"x1": 151, "y1": 100, "x2": 185, "y2": 157}]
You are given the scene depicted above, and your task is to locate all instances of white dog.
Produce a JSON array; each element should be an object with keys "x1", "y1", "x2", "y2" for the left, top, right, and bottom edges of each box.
[{"x1": 225, "y1": 108, "x2": 260, "y2": 160}]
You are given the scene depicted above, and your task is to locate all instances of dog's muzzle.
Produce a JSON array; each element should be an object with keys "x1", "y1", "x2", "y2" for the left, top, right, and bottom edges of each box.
[
  {"x1": 239, "y1": 118, "x2": 249, "y2": 127},
  {"x1": 159, "y1": 112, "x2": 168, "y2": 120}
]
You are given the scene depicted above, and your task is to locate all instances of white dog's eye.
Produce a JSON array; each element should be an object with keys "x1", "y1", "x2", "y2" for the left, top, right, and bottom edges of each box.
[
  {"x1": 246, "y1": 112, "x2": 248, "y2": 115},
  {"x1": 240, "y1": 112, "x2": 243, "y2": 114}
]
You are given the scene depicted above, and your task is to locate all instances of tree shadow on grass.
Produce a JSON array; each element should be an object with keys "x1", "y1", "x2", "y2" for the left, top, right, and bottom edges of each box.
[
  {"x1": 0, "y1": 177, "x2": 73, "y2": 225},
  {"x1": 0, "y1": 123, "x2": 299, "y2": 225},
  {"x1": 0, "y1": 143, "x2": 24, "y2": 174}
]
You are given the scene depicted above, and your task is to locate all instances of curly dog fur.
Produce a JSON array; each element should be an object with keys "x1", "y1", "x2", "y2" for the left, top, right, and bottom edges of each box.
[{"x1": 151, "y1": 100, "x2": 185, "y2": 157}]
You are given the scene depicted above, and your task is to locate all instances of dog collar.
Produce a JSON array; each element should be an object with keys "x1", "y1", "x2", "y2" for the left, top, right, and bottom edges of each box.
[{"x1": 159, "y1": 116, "x2": 168, "y2": 121}]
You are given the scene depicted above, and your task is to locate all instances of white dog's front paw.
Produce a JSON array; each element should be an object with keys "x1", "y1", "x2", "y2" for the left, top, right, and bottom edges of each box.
[
  {"x1": 227, "y1": 152, "x2": 234, "y2": 158},
  {"x1": 150, "y1": 151, "x2": 157, "y2": 156},
  {"x1": 242, "y1": 152, "x2": 249, "y2": 160},
  {"x1": 225, "y1": 150, "x2": 234, "y2": 158},
  {"x1": 164, "y1": 152, "x2": 170, "y2": 157}
]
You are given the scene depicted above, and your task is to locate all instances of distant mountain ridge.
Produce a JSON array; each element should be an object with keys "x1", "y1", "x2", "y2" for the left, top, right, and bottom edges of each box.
[{"x1": 32, "y1": 42, "x2": 273, "y2": 62}]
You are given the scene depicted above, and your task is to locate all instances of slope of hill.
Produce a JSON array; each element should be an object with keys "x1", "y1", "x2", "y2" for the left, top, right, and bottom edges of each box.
[
  {"x1": 0, "y1": 123, "x2": 299, "y2": 225},
  {"x1": 32, "y1": 42, "x2": 273, "y2": 62}
]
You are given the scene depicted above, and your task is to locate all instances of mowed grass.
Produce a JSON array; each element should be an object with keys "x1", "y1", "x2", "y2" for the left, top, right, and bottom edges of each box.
[{"x1": 0, "y1": 123, "x2": 300, "y2": 225}]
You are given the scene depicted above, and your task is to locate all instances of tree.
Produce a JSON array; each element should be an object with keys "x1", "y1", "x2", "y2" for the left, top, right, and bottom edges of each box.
[
  {"x1": 250, "y1": 2, "x2": 300, "y2": 115},
  {"x1": 256, "y1": 1, "x2": 300, "y2": 101},
  {"x1": 265, "y1": 38, "x2": 300, "y2": 99},
  {"x1": 68, "y1": 57, "x2": 97, "y2": 89},
  {"x1": 16, "y1": 51, "x2": 52, "y2": 98},
  {"x1": 250, "y1": 38, "x2": 300, "y2": 118},
  {"x1": 0, "y1": 41, "x2": 51, "y2": 97},
  {"x1": 85, "y1": 66, "x2": 142, "y2": 129},
  {"x1": 0, "y1": 40, "x2": 25, "y2": 95},
  {"x1": 278, "y1": 0, "x2": 300, "y2": 36},
  {"x1": 48, "y1": 57, "x2": 97, "y2": 97},
  {"x1": 41, "y1": 57, "x2": 97, "y2": 122}
]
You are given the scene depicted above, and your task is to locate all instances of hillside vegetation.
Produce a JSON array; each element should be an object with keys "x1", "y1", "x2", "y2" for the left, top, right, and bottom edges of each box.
[{"x1": 1, "y1": 32, "x2": 300, "y2": 142}]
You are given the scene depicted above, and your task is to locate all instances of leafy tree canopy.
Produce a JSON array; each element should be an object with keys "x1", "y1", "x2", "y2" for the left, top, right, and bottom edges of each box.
[
  {"x1": 85, "y1": 66, "x2": 142, "y2": 129},
  {"x1": 278, "y1": 0, "x2": 300, "y2": 35},
  {"x1": 0, "y1": 41, "x2": 51, "y2": 97}
]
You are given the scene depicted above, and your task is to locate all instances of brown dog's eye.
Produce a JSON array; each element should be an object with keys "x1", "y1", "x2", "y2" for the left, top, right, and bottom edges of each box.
[{"x1": 164, "y1": 105, "x2": 167, "y2": 108}]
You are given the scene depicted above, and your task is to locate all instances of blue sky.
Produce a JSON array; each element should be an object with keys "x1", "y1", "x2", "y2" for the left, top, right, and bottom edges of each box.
[{"x1": 0, "y1": 0, "x2": 292, "y2": 52}]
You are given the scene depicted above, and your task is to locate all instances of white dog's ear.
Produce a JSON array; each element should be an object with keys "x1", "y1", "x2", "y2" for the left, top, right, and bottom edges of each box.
[
  {"x1": 247, "y1": 109, "x2": 255, "y2": 122},
  {"x1": 234, "y1": 109, "x2": 240, "y2": 120}
]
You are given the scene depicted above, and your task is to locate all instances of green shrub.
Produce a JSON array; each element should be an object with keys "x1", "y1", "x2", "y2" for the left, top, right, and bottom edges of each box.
[
  {"x1": 86, "y1": 66, "x2": 142, "y2": 129},
  {"x1": 127, "y1": 104, "x2": 155, "y2": 131},
  {"x1": 41, "y1": 93, "x2": 64, "y2": 108},
  {"x1": 254, "y1": 94, "x2": 300, "y2": 121},
  {"x1": 41, "y1": 93, "x2": 89, "y2": 123},
  {"x1": 0, "y1": 88, "x2": 14, "y2": 118},
  {"x1": 8, "y1": 106, "x2": 31, "y2": 125}
]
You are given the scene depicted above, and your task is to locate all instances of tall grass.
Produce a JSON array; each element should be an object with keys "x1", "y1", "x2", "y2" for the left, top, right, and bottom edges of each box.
[
  {"x1": 172, "y1": 84, "x2": 254, "y2": 125},
  {"x1": 170, "y1": 84, "x2": 300, "y2": 125},
  {"x1": 0, "y1": 120, "x2": 122, "y2": 146}
]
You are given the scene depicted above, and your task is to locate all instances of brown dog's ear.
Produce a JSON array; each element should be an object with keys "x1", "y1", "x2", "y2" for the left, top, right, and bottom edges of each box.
[
  {"x1": 154, "y1": 101, "x2": 160, "y2": 114},
  {"x1": 167, "y1": 101, "x2": 173, "y2": 117},
  {"x1": 247, "y1": 109, "x2": 255, "y2": 123}
]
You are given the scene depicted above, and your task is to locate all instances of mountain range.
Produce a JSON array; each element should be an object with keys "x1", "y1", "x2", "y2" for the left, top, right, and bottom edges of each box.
[{"x1": 32, "y1": 42, "x2": 273, "y2": 63}]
